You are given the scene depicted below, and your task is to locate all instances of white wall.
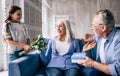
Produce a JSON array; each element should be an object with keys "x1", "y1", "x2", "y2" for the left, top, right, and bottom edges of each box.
[
  {"x1": 0, "y1": 0, "x2": 8, "y2": 71},
  {"x1": 45, "y1": 0, "x2": 120, "y2": 38},
  {"x1": 46, "y1": 0, "x2": 96, "y2": 38}
]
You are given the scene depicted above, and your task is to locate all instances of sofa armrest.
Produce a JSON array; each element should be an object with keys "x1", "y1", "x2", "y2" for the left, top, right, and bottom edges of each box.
[{"x1": 9, "y1": 53, "x2": 43, "y2": 76}]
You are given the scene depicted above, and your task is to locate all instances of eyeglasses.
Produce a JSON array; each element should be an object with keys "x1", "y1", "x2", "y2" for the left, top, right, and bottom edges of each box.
[
  {"x1": 91, "y1": 24, "x2": 104, "y2": 29},
  {"x1": 92, "y1": 24, "x2": 104, "y2": 26}
]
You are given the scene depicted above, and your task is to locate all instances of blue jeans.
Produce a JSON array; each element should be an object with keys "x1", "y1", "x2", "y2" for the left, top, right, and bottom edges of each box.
[
  {"x1": 9, "y1": 49, "x2": 24, "y2": 61},
  {"x1": 83, "y1": 68, "x2": 110, "y2": 76},
  {"x1": 45, "y1": 67, "x2": 81, "y2": 76}
]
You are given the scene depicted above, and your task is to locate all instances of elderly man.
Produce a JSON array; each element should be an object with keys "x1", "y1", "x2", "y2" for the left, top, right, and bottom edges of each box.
[{"x1": 78, "y1": 9, "x2": 120, "y2": 76}]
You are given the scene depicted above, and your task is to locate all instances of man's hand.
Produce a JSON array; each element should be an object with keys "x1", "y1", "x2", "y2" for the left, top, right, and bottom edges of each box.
[
  {"x1": 77, "y1": 56, "x2": 94, "y2": 68},
  {"x1": 83, "y1": 41, "x2": 96, "y2": 52}
]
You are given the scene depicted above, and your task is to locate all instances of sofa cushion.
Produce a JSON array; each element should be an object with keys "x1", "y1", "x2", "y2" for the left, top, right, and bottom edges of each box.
[{"x1": 9, "y1": 53, "x2": 42, "y2": 76}]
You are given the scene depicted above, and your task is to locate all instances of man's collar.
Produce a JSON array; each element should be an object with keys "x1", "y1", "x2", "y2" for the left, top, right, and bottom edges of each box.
[{"x1": 106, "y1": 28, "x2": 117, "y2": 42}]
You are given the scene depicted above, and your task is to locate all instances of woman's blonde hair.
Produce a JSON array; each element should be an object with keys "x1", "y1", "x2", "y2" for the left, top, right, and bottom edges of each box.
[{"x1": 55, "y1": 19, "x2": 73, "y2": 43}]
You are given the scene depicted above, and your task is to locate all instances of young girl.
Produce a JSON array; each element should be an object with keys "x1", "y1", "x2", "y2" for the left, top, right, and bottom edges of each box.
[{"x1": 2, "y1": 5, "x2": 31, "y2": 61}]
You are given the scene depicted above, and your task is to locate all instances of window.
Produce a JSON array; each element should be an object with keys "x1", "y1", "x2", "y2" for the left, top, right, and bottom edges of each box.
[
  {"x1": 29, "y1": 7, "x2": 34, "y2": 26},
  {"x1": 24, "y1": 3, "x2": 29, "y2": 25},
  {"x1": 24, "y1": 0, "x2": 42, "y2": 38},
  {"x1": 51, "y1": 15, "x2": 69, "y2": 37},
  {"x1": 42, "y1": 6, "x2": 48, "y2": 37}
]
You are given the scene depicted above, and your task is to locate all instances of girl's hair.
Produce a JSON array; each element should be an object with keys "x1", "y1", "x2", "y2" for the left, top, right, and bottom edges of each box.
[
  {"x1": 5, "y1": 5, "x2": 21, "y2": 32},
  {"x1": 55, "y1": 19, "x2": 73, "y2": 43}
]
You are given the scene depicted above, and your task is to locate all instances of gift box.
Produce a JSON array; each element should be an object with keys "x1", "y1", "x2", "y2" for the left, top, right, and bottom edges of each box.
[{"x1": 71, "y1": 52, "x2": 86, "y2": 63}]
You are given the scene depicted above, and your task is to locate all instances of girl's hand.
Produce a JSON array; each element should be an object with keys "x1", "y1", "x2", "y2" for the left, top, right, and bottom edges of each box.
[
  {"x1": 83, "y1": 41, "x2": 96, "y2": 52},
  {"x1": 23, "y1": 44, "x2": 32, "y2": 54},
  {"x1": 26, "y1": 39, "x2": 30, "y2": 44}
]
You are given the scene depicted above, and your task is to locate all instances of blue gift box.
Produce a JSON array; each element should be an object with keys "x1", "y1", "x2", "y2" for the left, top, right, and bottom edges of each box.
[{"x1": 71, "y1": 52, "x2": 86, "y2": 63}]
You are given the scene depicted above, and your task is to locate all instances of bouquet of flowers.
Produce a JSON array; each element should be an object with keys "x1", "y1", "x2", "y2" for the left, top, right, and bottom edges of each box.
[{"x1": 19, "y1": 35, "x2": 47, "y2": 56}]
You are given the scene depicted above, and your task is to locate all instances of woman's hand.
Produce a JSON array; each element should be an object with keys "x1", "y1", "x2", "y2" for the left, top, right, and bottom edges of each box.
[{"x1": 83, "y1": 41, "x2": 96, "y2": 52}]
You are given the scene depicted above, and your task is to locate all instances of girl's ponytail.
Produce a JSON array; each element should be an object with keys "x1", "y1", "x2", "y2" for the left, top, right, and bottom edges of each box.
[{"x1": 4, "y1": 5, "x2": 21, "y2": 33}]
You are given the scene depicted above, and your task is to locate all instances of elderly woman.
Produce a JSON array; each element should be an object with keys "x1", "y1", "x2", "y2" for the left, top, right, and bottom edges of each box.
[{"x1": 44, "y1": 20, "x2": 82, "y2": 76}]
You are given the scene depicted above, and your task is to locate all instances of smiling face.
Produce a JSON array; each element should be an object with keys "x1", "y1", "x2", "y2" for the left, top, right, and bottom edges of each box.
[
  {"x1": 10, "y1": 10, "x2": 22, "y2": 22},
  {"x1": 56, "y1": 21, "x2": 66, "y2": 37}
]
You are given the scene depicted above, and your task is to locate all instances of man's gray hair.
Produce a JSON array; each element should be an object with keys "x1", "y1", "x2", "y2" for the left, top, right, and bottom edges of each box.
[{"x1": 96, "y1": 9, "x2": 115, "y2": 29}]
